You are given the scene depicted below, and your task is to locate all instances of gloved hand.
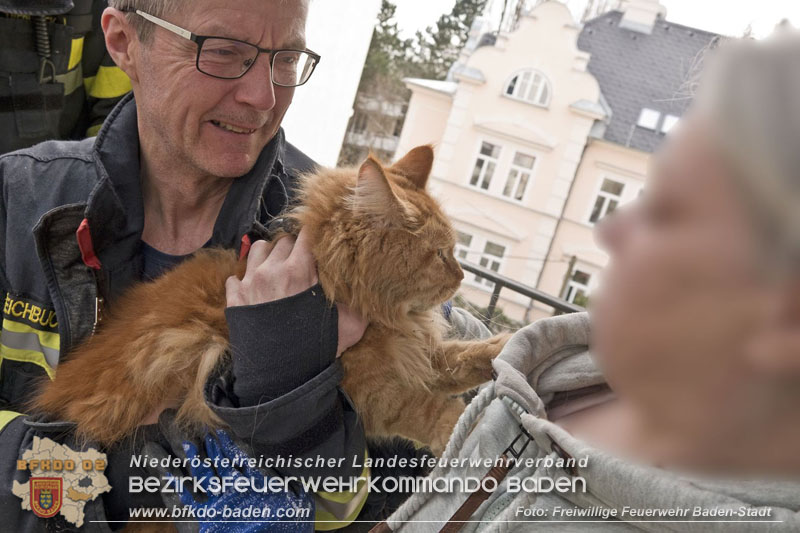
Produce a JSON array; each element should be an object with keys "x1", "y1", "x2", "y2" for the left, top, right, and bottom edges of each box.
[{"x1": 143, "y1": 411, "x2": 314, "y2": 532}]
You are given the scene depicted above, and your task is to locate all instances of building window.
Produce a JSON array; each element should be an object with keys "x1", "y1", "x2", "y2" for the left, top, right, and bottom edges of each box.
[
  {"x1": 564, "y1": 269, "x2": 591, "y2": 306},
  {"x1": 351, "y1": 112, "x2": 368, "y2": 133},
  {"x1": 661, "y1": 114, "x2": 679, "y2": 133},
  {"x1": 475, "y1": 241, "x2": 505, "y2": 288},
  {"x1": 502, "y1": 152, "x2": 535, "y2": 201},
  {"x1": 470, "y1": 142, "x2": 501, "y2": 190},
  {"x1": 505, "y1": 69, "x2": 551, "y2": 106},
  {"x1": 589, "y1": 178, "x2": 624, "y2": 223},
  {"x1": 455, "y1": 231, "x2": 473, "y2": 261},
  {"x1": 637, "y1": 108, "x2": 660, "y2": 130}
]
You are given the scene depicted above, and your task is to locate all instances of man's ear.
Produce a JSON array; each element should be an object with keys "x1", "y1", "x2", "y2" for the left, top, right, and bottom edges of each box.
[
  {"x1": 746, "y1": 279, "x2": 800, "y2": 374},
  {"x1": 101, "y1": 7, "x2": 140, "y2": 83}
]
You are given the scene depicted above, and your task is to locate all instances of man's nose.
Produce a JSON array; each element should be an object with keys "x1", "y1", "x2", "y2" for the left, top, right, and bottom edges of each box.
[{"x1": 233, "y1": 54, "x2": 277, "y2": 110}]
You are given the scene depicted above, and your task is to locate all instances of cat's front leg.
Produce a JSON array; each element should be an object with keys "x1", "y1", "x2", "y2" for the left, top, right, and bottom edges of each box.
[
  {"x1": 432, "y1": 333, "x2": 511, "y2": 394},
  {"x1": 373, "y1": 393, "x2": 466, "y2": 456}
]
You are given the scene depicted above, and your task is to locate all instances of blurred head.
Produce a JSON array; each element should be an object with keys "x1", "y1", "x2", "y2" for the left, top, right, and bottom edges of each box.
[
  {"x1": 591, "y1": 32, "x2": 800, "y2": 470},
  {"x1": 103, "y1": 0, "x2": 309, "y2": 178}
]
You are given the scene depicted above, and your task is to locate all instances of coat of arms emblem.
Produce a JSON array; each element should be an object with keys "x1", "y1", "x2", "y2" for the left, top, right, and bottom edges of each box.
[{"x1": 30, "y1": 478, "x2": 63, "y2": 519}]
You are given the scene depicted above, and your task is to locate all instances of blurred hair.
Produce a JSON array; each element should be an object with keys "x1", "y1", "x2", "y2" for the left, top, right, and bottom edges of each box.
[{"x1": 694, "y1": 29, "x2": 800, "y2": 272}]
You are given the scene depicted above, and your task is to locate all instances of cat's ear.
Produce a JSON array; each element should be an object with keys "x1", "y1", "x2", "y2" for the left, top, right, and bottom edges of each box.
[
  {"x1": 355, "y1": 157, "x2": 418, "y2": 225},
  {"x1": 391, "y1": 145, "x2": 434, "y2": 189}
]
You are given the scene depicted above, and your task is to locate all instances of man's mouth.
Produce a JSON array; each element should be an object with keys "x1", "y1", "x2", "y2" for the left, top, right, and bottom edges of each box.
[{"x1": 211, "y1": 120, "x2": 258, "y2": 134}]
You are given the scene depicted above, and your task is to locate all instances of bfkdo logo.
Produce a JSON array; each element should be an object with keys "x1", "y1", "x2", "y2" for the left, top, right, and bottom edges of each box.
[{"x1": 30, "y1": 478, "x2": 62, "y2": 518}]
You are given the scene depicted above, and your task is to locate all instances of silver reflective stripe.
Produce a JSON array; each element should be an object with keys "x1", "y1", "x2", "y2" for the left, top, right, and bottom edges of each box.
[
  {"x1": 54, "y1": 63, "x2": 84, "y2": 95},
  {"x1": 0, "y1": 328, "x2": 60, "y2": 368}
]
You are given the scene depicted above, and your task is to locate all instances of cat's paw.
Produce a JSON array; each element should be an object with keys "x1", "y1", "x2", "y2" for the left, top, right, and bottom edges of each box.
[{"x1": 485, "y1": 331, "x2": 513, "y2": 358}]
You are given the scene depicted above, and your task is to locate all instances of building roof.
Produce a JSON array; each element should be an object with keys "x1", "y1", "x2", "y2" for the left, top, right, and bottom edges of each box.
[
  {"x1": 404, "y1": 78, "x2": 458, "y2": 95},
  {"x1": 577, "y1": 10, "x2": 719, "y2": 152}
]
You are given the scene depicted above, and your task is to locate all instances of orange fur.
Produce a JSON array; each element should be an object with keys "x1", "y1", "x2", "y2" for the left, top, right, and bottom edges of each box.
[{"x1": 31, "y1": 146, "x2": 509, "y2": 454}]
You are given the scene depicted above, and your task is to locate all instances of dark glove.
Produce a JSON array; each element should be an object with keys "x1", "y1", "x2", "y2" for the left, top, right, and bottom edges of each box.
[{"x1": 225, "y1": 284, "x2": 338, "y2": 406}]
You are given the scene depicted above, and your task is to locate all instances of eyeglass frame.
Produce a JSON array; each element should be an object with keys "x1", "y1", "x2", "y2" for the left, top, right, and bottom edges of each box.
[{"x1": 121, "y1": 8, "x2": 321, "y2": 87}]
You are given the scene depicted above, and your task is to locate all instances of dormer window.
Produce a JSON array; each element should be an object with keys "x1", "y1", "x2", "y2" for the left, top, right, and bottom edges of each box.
[
  {"x1": 637, "y1": 108, "x2": 661, "y2": 129},
  {"x1": 505, "y1": 69, "x2": 551, "y2": 107},
  {"x1": 661, "y1": 114, "x2": 679, "y2": 133}
]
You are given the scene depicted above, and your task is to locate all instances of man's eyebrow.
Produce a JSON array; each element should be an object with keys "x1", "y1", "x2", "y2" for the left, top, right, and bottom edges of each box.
[
  {"x1": 200, "y1": 23, "x2": 239, "y2": 39},
  {"x1": 279, "y1": 29, "x2": 307, "y2": 50},
  {"x1": 281, "y1": 37, "x2": 307, "y2": 50},
  {"x1": 198, "y1": 24, "x2": 306, "y2": 50}
]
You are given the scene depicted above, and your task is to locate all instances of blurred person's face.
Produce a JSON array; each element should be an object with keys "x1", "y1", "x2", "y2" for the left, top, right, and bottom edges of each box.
[
  {"x1": 591, "y1": 113, "x2": 781, "y2": 461},
  {"x1": 128, "y1": 0, "x2": 306, "y2": 178}
]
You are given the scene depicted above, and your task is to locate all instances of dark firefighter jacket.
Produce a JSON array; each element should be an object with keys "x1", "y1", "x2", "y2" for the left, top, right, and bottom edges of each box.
[{"x1": 0, "y1": 93, "x2": 367, "y2": 531}]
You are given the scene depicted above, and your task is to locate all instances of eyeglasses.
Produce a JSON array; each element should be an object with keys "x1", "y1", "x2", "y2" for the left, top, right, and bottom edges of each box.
[{"x1": 122, "y1": 9, "x2": 321, "y2": 87}]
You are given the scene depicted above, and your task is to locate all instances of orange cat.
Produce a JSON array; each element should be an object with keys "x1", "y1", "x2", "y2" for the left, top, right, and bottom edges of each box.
[{"x1": 32, "y1": 145, "x2": 508, "y2": 454}]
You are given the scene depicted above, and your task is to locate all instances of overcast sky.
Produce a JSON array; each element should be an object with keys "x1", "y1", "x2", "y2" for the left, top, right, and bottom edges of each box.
[{"x1": 394, "y1": 0, "x2": 800, "y2": 39}]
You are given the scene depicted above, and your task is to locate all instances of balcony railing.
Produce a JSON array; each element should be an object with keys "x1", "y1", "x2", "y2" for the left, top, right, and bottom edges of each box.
[
  {"x1": 345, "y1": 131, "x2": 400, "y2": 152},
  {"x1": 458, "y1": 260, "x2": 584, "y2": 326}
]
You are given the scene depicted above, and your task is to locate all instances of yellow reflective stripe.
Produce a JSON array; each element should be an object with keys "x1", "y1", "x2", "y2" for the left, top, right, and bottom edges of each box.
[
  {"x1": 0, "y1": 345, "x2": 55, "y2": 379},
  {"x1": 83, "y1": 75, "x2": 96, "y2": 94},
  {"x1": 87, "y1": 66, "x2": 131, "y2": 99},
  {"x1": 314, "y1": 459, "x2": 370, "y2": 530},
  {"x1": 86, "y1": 123, "x2": 102, "y2": 137},
  {"x1": 2, "y1": 319, "x2": 59, "y2": 351},
  {"x1": 68, "y1": 36, "x2": 84, "y2": 71},
  {"x1": 314, "y1": 482, "x2": 369, "y2": 530},
  {"x1": 0, "y1": 411, "x2": 22, "y2": 433}
]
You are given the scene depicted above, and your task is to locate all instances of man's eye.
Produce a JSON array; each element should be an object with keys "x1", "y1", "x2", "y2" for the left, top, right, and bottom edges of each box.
[{"x1": 208, "y1": 48, "x2": 235, "y2": 56}]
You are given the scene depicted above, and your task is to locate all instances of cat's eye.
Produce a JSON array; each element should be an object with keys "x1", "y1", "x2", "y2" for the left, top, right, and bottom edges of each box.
[{"x1": 437, "y1": 249, "x2": 446, "y2": 260}]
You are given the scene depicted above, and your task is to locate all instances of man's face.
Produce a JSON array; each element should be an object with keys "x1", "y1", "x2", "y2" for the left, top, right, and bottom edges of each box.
[{"x1": 132, "y1": 0, "x2": 307, "y2": 178}]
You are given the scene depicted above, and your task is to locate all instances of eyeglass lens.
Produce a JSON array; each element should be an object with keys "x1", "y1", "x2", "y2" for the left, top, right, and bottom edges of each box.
[{"x1": 197, "y1": 38, "x2": 317, "y2": 86}]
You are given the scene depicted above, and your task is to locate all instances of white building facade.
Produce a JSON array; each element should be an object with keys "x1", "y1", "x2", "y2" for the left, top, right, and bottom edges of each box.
[{"x1": 396, "y1": 0, "x2": 718, "y2": 322}]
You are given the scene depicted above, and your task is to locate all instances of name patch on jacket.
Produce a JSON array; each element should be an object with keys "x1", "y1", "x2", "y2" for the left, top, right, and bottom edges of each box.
[
  {"x1": 3, "y1": 294, "x2": 58, "y2": 331},
  {"x1": 1, "y1": 294, "x2": 61, "y2": 374}
]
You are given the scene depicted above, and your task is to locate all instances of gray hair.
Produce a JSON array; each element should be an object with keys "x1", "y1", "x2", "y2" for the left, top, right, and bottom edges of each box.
[
  {"x1": 108, "y1": 0, "x2": 311, "y2": 44},
  {"x1": 107, "y1": 0, "x2": 184, "y2": 42},
  {"x1": 694, "y1": 30, "x2": 800, "y2": 271}
]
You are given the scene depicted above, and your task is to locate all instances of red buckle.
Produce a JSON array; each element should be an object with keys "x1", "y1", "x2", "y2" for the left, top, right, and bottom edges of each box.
[
  {"x1": 76, "y1": 219, "x2": 102, "y2": 270},
  {"x1": 239, "y1": 234, "x2": 252, "y2": 260}
]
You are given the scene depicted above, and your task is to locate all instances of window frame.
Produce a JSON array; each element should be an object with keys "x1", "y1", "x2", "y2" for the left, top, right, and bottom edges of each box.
[
  {"x1": 469, "y1": 141, "x2": 502, "y2": 191},
  {"x1": 563, "y1": 268, "x2": 592, "y2": 305},
  {"x1": 452, "y1": 229, "x2": 510, "y2": 292},
  {"x1": 503, "y1": 69, "x2": 552, "y2": 107},
  {"x1": 501, "y1": 151, "x2": 537, "y2": 203},
  {"x1": 587, "y1": 176, "x2": 626, "y2": 225},
  {"x1": 475, "y1": 240, "x2": 506, "y2": 289},
  {"x1": 636, "y1": 108, "x2": 661, "y2": 130},
  {"x1": 661, "y1": 114, "x2": 679, "y2": 134},
  {"x1": 455, "y1": 231, "x2": 473, "y2": 262}
]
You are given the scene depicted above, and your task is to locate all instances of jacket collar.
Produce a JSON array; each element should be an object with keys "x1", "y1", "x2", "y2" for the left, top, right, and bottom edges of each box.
[
  {"x1": 0, "y1": 0, "x2": 72, "y2": 15},
  {"x1": 84, "y1": 93, "x2": 285, "y2": 271}
]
